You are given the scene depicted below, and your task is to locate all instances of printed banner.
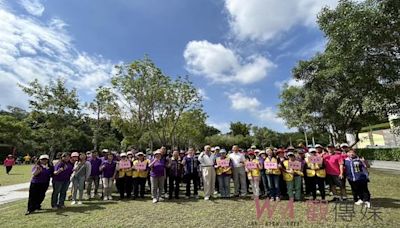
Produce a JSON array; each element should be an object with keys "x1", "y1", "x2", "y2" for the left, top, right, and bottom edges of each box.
[
  {"x1": 135, "y1": 162, "x2": 147, "y2": 171},
  {"x1": 218, "y1": 159, "x2": 230, "y2": 167},
  {"x1": 264, "y1": 162, "x2": 278, "y2": 169},
  {"x1": 119, "y1": 160, "x2": 131, "y2": 169},
  {"x1": 289, "y1": 161, "x2": 301, "y2": 170},
  {"x1": 246, "y1": 162, "x2": 257, "y2": 170},
  {"x1": 310, "y1": 156, "x2": 323, "y2": 164}
]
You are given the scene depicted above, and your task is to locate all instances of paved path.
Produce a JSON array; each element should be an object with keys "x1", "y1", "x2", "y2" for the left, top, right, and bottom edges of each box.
[
  {"x1": 370, "y1": 160, "x2": 400, "y2": 171},
  {"x1": 0, "y1": 182, "x2": 30, "y2": 205}
]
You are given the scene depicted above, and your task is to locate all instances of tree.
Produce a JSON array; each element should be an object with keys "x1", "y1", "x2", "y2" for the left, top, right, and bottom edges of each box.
[
  {"x1": 229, "y1": 121, "x2": 251, "y2": 136},
  {"x1": 20, "y1": 78, "x2": 81, "y2": 157},
  {"x1": 279, "y1": 0, "x2": 400, "y2": 144},
  {"x1": 252, "y1": 126, "x2": 279, "y2": 148},
  {"x1": 87, "y1": 86, "x2": 117, "y2": 151},
  {"x1": 0, "y1": 115, "x2": 32, "y2": 151},
  {"x1": 110, "y1": 56, "x2": 202, "y2": 148}
]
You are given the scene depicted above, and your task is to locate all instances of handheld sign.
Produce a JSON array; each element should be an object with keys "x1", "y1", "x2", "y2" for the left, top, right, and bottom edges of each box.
[
  {"x1": 218, "y1": 159, "x2": 230, "y2": 168},
  {"x1": 135, "y1": 162, "x2": 147, "y2": 171},
  {"x1": 264, "y1": 161, "x2": 278, "y2": 169},
  {"x1": 246, "y1": 162, "x2": 257, "y2": 170},
  {"x1": 289, "y1": 161, "x2": 301, "y2": 170},
  {"x1": 119, "y1": 160, "x2": 131, "y2": 169},
  {"x1": 310, "y1": 156, "x2": 323, "y2": 164}
]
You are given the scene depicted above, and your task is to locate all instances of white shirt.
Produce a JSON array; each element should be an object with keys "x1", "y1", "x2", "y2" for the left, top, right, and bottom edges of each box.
[
  {"x1": 229, "y1": 152, "x2": 245, "y2": 168},
  {"x1": 198, "y1": 152, "x2": 215, "y2": 167}
]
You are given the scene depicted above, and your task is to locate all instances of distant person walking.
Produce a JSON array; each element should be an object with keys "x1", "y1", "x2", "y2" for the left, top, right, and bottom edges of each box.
[{"x1": 4, "y1": 154, "x2": 15, "y2": 174}]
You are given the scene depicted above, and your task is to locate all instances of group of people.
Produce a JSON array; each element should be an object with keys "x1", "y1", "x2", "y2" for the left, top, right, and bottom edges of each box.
[{"x1": 25, "y1": 143, "x2": 372, "y2": 215}]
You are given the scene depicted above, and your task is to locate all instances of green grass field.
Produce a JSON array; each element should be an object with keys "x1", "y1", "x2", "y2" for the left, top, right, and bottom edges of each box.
[
  {"x1": 0, "y1": 168, "x2": 399, "y2": 227},
  {"x1": 0, "y1": 165, "x2": 32, "y2": 186}
]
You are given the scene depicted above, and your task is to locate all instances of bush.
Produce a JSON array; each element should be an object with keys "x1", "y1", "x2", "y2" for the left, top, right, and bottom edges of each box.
[{"x1": 356, "y1": 148, "x2": 400, "y2": 161}]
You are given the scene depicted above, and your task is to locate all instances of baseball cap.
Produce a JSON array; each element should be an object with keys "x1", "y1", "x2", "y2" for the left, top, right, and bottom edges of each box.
[
  {"x1": 39, "y1": 154, "x2": 49, "y2": 160},
  {"x1": 287, "y1": 152, "x2": 295, "y2": 156}
]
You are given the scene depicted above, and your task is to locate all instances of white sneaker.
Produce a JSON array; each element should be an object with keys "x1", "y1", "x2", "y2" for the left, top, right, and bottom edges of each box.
[
  {"x1": 108, "y1": 196, "x2": 113, "y2": 200},
  {"x1": 204, "y1": 197, "x2": 210, "y2": 201},
  {"x1": 365, "y1": 202, "x2": 371, "y2": 208},
  {"x1": 71, "y1": 201, "x2": 76, "y2": 205},
  {"x1": 152, "y1": 198, "x2": 158, "y2": 203},
  {"x1": 214, "y1": 191, "x2": 218, "y2": 195},
  {"x1": 164, "y1": 193, "x2": 169, "y2": 198},
  {"x1": 158, "y1": 197, "x2": 164, "y2": 201},
  {"x1": 184, "y1": 196, "x2": 190, "y2": 199},
  {"x1": 77, "y1": 201, "x2": 82, "y2": 205},
  {"x1": 355, "y1": 199, "x2": 363, "y2": 205},
  {"x1": 103, "y1": 197, "x2": 108, "y2": 201}
]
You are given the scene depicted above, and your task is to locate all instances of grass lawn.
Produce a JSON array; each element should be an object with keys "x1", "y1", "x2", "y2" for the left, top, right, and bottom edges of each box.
[
  {"x1": 0, "y1": 165, "x2": 33, "y2": 186},
  {"x1": 0, "y1": 168, "x2": 399, "y2": 227}
]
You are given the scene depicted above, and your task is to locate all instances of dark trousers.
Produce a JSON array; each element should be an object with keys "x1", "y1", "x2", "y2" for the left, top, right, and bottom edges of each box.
[
  {"x1": 27, "y1": 182, "x2": 49, "y2": 212},
  {"x1": 164, "y1": 169, "x2": 170, "y2": 195},
  {"x1": 349, "y1": 179, "x2": 370, "y2": 202},
  {"x1": 169, "y1": 175, "x2": 181, "y2": 198},
  {"x1": 310, "y1": 176, "x2": 325, "y2": 200},
  {"x1": 185, "y1": 173, "x2": 199, "y2": 196},
  {"x1": 304, "y1": 175, "x2": 312, "y2": 195},
  {"x1": 5, "y1": 166, "x2": 12, "y2": 174},
  {"x1": 133, "y1": 177, "x2": 146, "y2": 198},
  {"x1": 117, "y1": 176, "x2": 132, "y2": 199}
]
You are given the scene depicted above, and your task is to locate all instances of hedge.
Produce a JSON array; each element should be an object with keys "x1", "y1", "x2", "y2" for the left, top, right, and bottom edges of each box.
[{"x1": 356, "y1": 148, "x2": 400, "y2": 161}]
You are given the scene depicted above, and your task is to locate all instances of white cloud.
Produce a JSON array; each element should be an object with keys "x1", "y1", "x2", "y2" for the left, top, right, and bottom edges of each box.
[
  {"x1": 0, "y1": 3, "x2": 114, "y2": 109},
  {"x1": 184, "y1": 40, "x2": 275, "y2": 84},
  {"x1": 274, "y1": 78, "x2": 304, "y2": 90},
  {"x1": 206, "y1": 120, "x2": 230, "y2": 134},
  {"x1": 228, "y1": 92, "x2": 261, "y2": 110},
  {"x1": 227, "y1": 91, "x2": 283, "y2": 125},
  {"x1": 197, "y1": 88, "x2": 210, "y2": 101},
  {"x1": 225, "y1": 0, "x2": 337, "y2": 42},
  {"x1": 19, "y1": 0, "x2": 45, "y2": 16}
]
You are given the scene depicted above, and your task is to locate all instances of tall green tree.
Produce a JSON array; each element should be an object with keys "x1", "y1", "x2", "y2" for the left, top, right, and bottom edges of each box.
[
  {"x1": 20, "y1": 78, "x2": 81, "y2": 157},
  {"x1": 229, "y1": 121, "x2": 251, "y2": 136}
]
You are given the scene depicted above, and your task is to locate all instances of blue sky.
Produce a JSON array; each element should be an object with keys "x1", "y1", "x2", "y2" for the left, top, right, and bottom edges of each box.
[{"x1": 0, "y1": 0, "x2": 339, "y2": 133}]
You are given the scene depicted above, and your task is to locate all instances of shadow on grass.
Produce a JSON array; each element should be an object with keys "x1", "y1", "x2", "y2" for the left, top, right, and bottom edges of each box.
[
  {"x1": 37, "y1": 201, "x2": 118, "y2": 216},
  {"x1": 372, "y1": 197, "x2": 400, "y2": 209}
]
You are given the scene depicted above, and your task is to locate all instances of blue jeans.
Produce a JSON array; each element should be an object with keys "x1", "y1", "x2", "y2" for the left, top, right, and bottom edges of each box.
[
  {"x1": 72, "y1": 176, "x2": 85, "y2": 201},
  {"x1": 218, "y1": 175, "x2": 231, "y2": 197},
  {"x1": 266, "y1": 174, "x2": 280, "y2": 198},
  {"x1": 51, "y1": 180, "x2": 70, "y2": 207}
]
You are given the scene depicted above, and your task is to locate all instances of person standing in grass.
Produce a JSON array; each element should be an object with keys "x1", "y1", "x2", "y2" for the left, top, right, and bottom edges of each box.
[
  {"x1": 87, "y1": 151, "x2": 102, "y2": 199},
  {"x1": 51, "y1": 153, "x2": 74, "y2": 209},
  {"x1": 344, "y1": 149, "x2": 371, "y2": 208},
  {"x1": 305, "y1": 148, "x2": 326, "y2": 200},
  {"x1": 215, "y1": 149, "x2": 232, "y2": 198},
  {"x1": 167, "y1": 150, "x2": 183, "y2": 199},
  {"x1": 100, "y1": 152, "x2": 117, "y2": 200},
  {"x1": 323, "y1": 145, "x2": 346, "y2": 202},
  {"x1": 71, "y1": 153, "x2": 91, "y2": 205},
  {"x1": 26, "y1": 154, "x2": 53, "y2": 215},
  {"x1": 198, "y1": 145, "x2": 216, "y2": 201},
  {"x1": 264, "y1": 148, "x2": 281, "y2": 201},
  {"x1": 229, "y1": 145, "x2": 247, "y2": 197},
  {"x1": 149, "y1": 150, "x2": 166, "y2": 203},
  {"x1": 132, "y1": 152, "x2": 149, "y2": 199},
  {"x1": 116, "y1": 153, "x2": 133, "y2": 200},
  {"x1": 282, "y1": 152, "x2": 303, "y2": 201},
  {"x1": 182, "y1": 148, "x2": 200, "y2": 199},
  {"x1": 4, "y1": 154, "x2": 15, "y2": 175},
  {"x1": 245, "y1": 151, "x2": 262, "y2": 199}
]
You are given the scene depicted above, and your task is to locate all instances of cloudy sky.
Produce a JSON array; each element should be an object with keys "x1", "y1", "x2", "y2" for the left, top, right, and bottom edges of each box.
[{"x1": 0, "y1": 0, "x2": 340, "y2": 133}]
